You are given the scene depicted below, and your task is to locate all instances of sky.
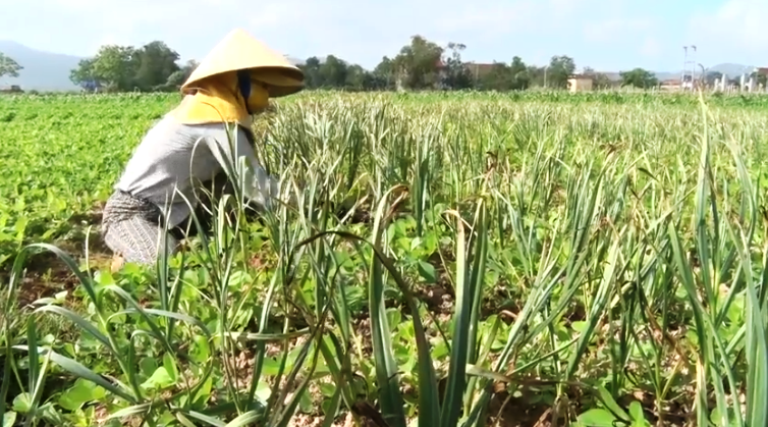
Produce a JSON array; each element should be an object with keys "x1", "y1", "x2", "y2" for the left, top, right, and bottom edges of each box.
[{"x1": 0, "y1": 0, "x2": 765, "y2": 72}]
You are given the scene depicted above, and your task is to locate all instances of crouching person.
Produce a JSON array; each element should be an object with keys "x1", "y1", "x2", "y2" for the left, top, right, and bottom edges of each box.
[{"x1": 101, "y1": 28, "x2": 304, "y2": 268}]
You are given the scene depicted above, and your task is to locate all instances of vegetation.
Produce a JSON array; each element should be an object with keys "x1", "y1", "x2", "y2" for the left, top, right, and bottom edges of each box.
[
  {"x1": 619, "y1": 68, "x2": 659, "y2": 89},
  {"x1": 0, "y1": 52, "x2": 23, "y2": 79},
  {"x1": 67, "y1": 42, "x2": 197, "y2": 92},
  {"x1": 2, "y1": 90, "x2": 768, "y2": 427},
  {"x1": 2, "y1": 34, "x2": 768, "y2": 94},
  {"x1": 3, "y1": 34, "x2": 602, "y2": 93},
  {"x1": 58, "y1": 35, "x2": 586, "y2": 93}
]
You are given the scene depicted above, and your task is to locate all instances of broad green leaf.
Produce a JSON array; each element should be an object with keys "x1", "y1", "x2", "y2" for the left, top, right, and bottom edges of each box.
[
  {"x1": 12, "y1": 393, "x2": 31, "y2": 414},
  {"x1": 141, "y1": 367, "x2": 174, "y2": 390},
  {"x1": 577, "y1": 408, "x2": 616, "y2": 427},
  {"x1": 2, "y1": 412, "x2": 17, "y2": 427},
  {"x1": 417, "y1": 261, "x2": 437, "y2": 283}
]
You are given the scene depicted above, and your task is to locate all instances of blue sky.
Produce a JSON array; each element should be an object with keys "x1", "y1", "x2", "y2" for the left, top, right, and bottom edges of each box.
[{"x1": 0, "y1": 0, "x2": 764, "y2": 72}]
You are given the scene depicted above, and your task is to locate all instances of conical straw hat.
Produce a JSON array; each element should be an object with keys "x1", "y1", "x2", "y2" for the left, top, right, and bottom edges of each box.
[{"x1": 182, "y1": 28, "x2": 304, "y2": 98}]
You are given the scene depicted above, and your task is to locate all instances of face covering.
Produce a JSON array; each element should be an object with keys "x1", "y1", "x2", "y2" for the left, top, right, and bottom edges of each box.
[{"x1": 169, "y1": 71, "x2": 269, "y2": 129}]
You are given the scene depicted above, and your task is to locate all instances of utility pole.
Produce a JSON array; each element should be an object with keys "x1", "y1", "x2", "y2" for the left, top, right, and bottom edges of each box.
[
  {"x1": 690, "y1": 45, "x2": 697, "y2": 87},
  {"x1": 682, "y1": 45, "x2": 697, "y2": 91},
  {"x1": 681, "y1": 46, "x2": 687, "y2": 86}
]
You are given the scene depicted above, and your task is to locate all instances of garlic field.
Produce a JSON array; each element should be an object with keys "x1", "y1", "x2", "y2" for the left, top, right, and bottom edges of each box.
[{"x1": 1, "y1": 91, "x2": 768, "y2": 427}]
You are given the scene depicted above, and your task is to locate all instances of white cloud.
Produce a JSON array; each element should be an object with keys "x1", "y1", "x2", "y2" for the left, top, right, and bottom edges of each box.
[
  {"x1": 583, "y1": 18, "x2": 654, "y2": 42},
  {"x1": 434, "y1": 1, "x2": 541, "y2": 34},
  {"x1": 241, "y1": 0, "x2": 597, "y2": 64},
  {"x1": 0, "y1": 0, "x2": 672, "y2": 70},
  {"x1": 639, "y1": 37, "x2": 661, "y2": 57},
  {"x1": 90, "y1": 35, "x2": 117, "y2": 53},
  {"x1": 249, "y1": 1, "x2": 336, "y2": 29},
  {"x1": 688, "y1": 0, "x2": 768, "y2": 56}
]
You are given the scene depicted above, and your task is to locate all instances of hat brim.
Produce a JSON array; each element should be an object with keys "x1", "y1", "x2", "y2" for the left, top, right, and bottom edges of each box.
[
  {"x1": 183, "y1": 66, "x2": 304, "y2": 98},
  {"x1": 250, "y1": 67, "x2": 305, "y2": 98},
  {"x1": 180, "y1": 28, "x2": 305, "y2": 98}
]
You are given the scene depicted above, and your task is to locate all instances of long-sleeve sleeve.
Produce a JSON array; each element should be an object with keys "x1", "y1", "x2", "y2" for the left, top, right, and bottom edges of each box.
[{"x1": 202, "y1": 123, "x2": 280, "y2": 210}]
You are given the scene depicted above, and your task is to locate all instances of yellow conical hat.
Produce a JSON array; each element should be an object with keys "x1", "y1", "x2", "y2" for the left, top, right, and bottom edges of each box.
[{"x1": 182, "y1": 28, "x2": 304, "y2": 98}]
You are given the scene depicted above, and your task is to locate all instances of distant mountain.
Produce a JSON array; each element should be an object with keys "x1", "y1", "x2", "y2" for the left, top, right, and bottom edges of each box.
[
  {"x1": 653, "y1": 71, "x2": 679, "y2": 81},
  {"x1": 706, "y1": 63, "x2": 756, "y2": 77},
  {"x1": 0, "y1": 40, "x2": 84, "y2": 91}
]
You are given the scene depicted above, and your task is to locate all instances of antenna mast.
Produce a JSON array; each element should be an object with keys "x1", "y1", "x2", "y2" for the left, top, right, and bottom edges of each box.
[{"x1": 682, "y1": 45, "x2": 697, "y2": 91}]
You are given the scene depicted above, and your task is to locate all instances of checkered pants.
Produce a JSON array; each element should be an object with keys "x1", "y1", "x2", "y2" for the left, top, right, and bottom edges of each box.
[{"x1": 101, "y1": 191, "x2": 180, "y2": 266}]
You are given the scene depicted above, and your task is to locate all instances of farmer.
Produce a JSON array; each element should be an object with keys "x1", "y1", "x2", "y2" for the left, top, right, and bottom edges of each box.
[{"x1": 101, "y1": 28, "x2": 303, "y2": 268}]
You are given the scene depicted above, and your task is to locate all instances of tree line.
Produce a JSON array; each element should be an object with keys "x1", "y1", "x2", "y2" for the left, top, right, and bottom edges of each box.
[
  {"x1": 0, "y1": 36, "x2": 599, "y2": 92},
  {"x1": 2, "y1": 34, "x2": 763, "y2": 93},
  {"x1": 58, "y1": 36, "x2": 589, "y2": 93},
  {"x1": 67, "y1": 41, "x2": 198, "y2": 92}
]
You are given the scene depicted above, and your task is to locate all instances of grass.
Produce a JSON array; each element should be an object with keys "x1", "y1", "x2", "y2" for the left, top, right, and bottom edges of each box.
[{"x1": 1, "y1": 89, "x2": 768, "y2": 426}]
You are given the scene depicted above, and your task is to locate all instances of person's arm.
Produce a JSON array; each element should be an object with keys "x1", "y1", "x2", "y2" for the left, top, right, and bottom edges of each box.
[{"x1": 201, "y1": 123, "x2": 280, "y2": 209}]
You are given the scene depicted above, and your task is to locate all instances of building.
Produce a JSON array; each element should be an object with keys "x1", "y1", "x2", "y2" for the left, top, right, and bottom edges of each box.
[
  {"x1": 660, "y1": 79, "x2": 682, "y2": 91},
  {"x1": 567, "y1": 74, "x2": 594, "y2": 92},
  {"x1": 0, "y1": 85, "x2": 23, "y2": 94},
  {"x1": 680, "y1": 74, "x2": 694, "y2": 90}
]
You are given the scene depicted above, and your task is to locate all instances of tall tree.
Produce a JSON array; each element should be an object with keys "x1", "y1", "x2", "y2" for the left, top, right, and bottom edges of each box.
[
  {"x1": 69, "y1": 58, "x2": 100, "y2": 92},
  {"x1": 165, "y1": 59, "x2": 199, "y2": 90},
  {"x1": 475, "y1": 57, "x2": 530, "y2": 91},
  {"x1": 90, "y1": 45, "x2": 138, "y2": 91},
  {"x1": 547, "y1": 55, "x2": 576, "y2": 88},
  {"x1": 299, "y1": 57, "x2": 323, "y2": 88},
  {"x1": 372, "y1": 56, "x2": 396, "y2": 90},
  {"x1": 318, "y1": 55, "x2": 348, "y2": 88},
  {"x1": 477, "y1": 63, "x2": 514, "y2": 91},
  {"x1": 392, "y1": 35, "x2": 443, "y2": 90},
  {"x1": 441, "y1": 42, "x2": 473, "y2": 90},
  {"x1": 509, "y1": 56, "x2": 530, "y2": 90},
  {"x1": 620, "y1": 68, "x2": 659, "y2": 89},
  {"x1": 345, "y1": 64, "x2": 373, "y2": 91},
  {"x1": 526, "y1": 65, "x2": 546, "y2": 87},
  {"x1": 592, "y1": 73, "x2": 614, "y2": 89},
  {"x1": 133, "y1": 41, "x2": 180, "y2": 91},
  {"x1": 0, "y1": 52, "x2": 22, "y2": 79}
]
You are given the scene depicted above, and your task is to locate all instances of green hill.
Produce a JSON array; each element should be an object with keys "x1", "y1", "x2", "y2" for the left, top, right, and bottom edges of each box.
[{"x1": 0, "y1": 40, "x2": 83, "y2": 92}]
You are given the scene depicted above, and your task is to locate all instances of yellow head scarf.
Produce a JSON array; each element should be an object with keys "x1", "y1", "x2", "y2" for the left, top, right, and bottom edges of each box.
[
  {"x1": 168, "y1": 28, "x2": 305, "y2": 130},
  {"x1": 169, "y1": 72, "x2": 270, "y2": 129}
]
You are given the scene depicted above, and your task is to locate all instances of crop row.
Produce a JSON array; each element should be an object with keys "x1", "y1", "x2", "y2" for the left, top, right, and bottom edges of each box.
[{"x1": 1, "y1": 91, "x2": 768, "y2": 426}]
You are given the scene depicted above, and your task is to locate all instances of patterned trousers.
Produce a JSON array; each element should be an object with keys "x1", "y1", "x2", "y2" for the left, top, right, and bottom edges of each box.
[
  {"x1": 101, "y1": 174, "x2": 237, "y2": 266},
  {"x1": 101, "y1": 191, "x2": 181, "y2": 266}
]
